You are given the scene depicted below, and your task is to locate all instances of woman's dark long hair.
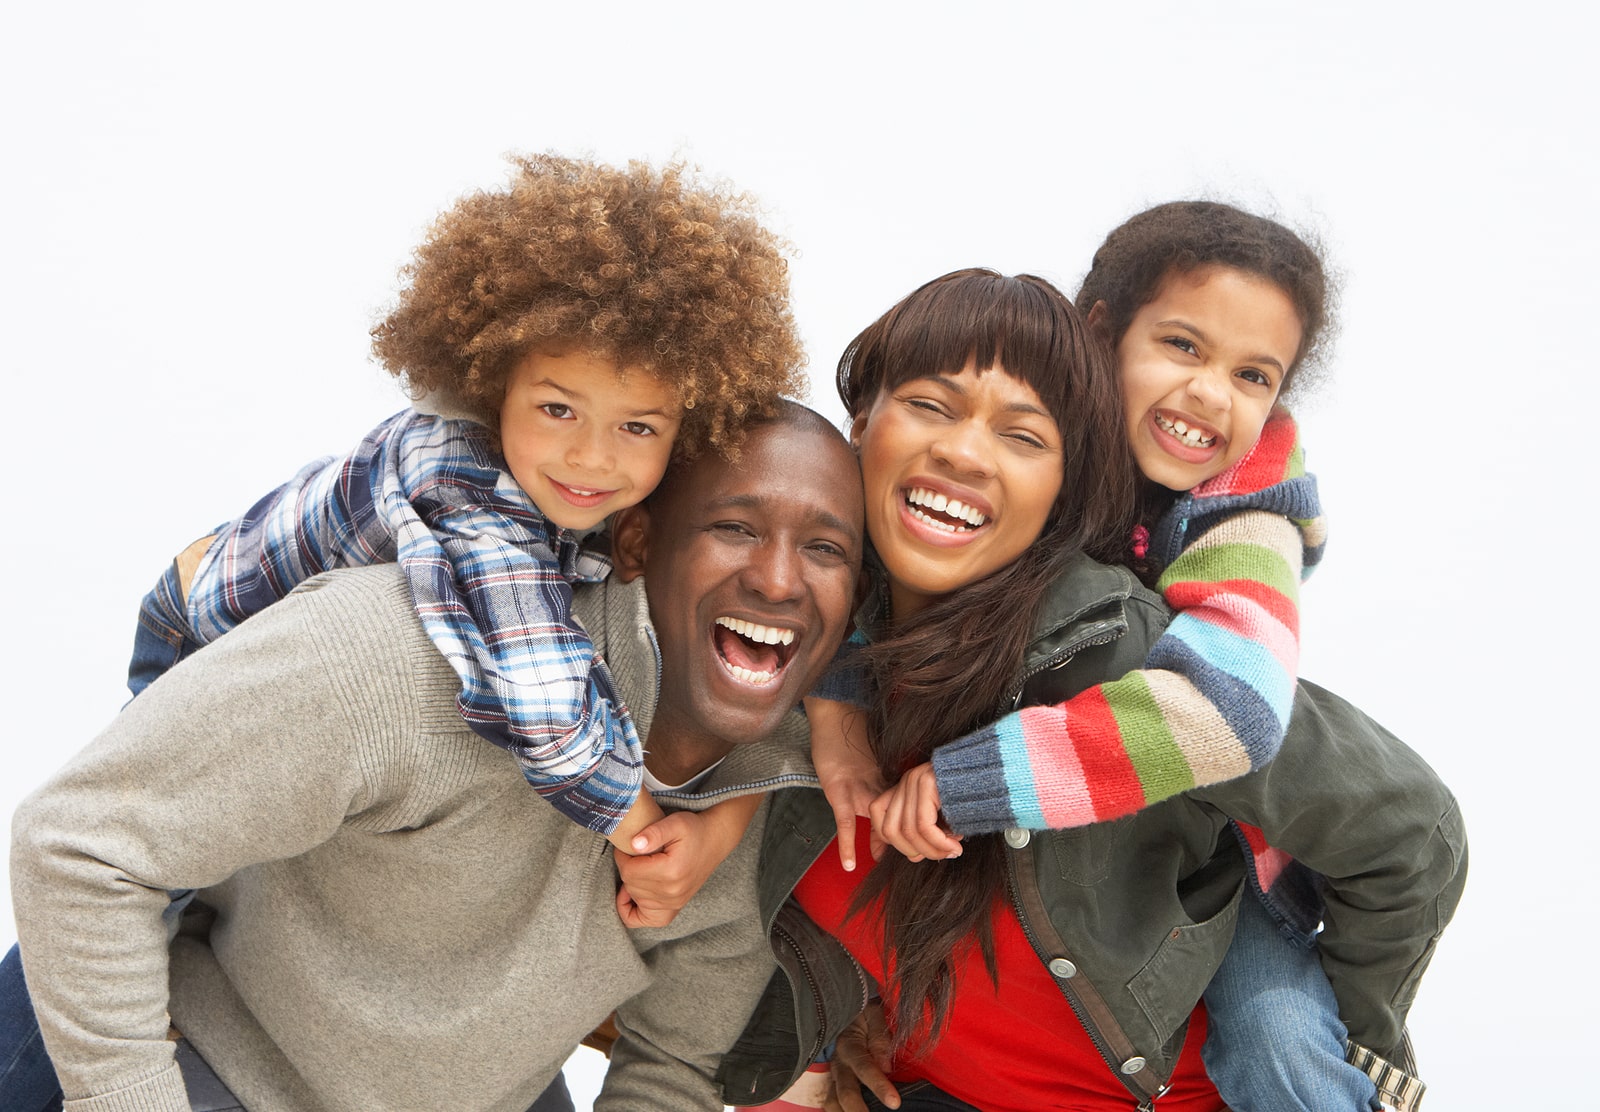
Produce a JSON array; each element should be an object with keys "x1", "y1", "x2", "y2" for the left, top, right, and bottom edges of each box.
[{"x1": 837, "y1": 269, "x2": 1137, "y2": 1051}]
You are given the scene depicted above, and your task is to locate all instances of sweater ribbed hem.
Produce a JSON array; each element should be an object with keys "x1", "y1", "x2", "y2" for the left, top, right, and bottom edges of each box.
[{"x1": 66, "y1": 1062, "x2": 190, "y2": 1112}]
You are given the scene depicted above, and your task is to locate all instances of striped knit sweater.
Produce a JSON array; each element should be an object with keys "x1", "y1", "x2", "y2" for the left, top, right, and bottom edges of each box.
[{"x1": 932, "y1": 408, "x2": 1326, "y2": 834}]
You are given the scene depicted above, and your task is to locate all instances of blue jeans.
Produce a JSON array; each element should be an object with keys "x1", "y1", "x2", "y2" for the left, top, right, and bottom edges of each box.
[
  {"x1": 127, "y1": 561, "x2": 204, "y2": 699},
  {"x1": 1, "y1": 944, "x2": 574, "y2": 1112},
  {"x1": 1200, "y1": 894, "x2": 1380, "y2": 1111}
]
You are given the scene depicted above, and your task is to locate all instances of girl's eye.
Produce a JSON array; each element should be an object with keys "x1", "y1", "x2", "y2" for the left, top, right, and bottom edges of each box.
[
  {"x1": 1237, "y1": 368, "x2": 1273, "y2": 388},
  {"x1": 540, "y1": 403, "x2": 573, "y2": 420},
  {"x1": 1163, "y1": 337, "x2": 1198, "y2": 356},
  {"x1": 622, "y1": 421, "x2": 658, "y2": 437}
]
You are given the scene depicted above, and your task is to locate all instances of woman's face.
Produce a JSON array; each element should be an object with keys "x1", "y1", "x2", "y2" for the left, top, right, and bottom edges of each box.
[{"x1": 852, "y1": 360, "x2": 1065, "y2": 621}]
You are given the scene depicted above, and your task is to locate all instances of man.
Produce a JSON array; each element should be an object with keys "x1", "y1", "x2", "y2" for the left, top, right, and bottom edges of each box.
[{"x1": 6, "y1": 401, "x2": 864, "y2": 1112}]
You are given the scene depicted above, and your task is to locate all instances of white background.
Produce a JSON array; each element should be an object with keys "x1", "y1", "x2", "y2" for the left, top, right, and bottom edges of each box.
[{"x1": 2, "y1": 3, "x2": 1592, "y2": 1107}]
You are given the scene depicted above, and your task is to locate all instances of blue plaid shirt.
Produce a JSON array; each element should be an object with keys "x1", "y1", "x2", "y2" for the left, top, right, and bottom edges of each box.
[{"x1": 176, "y1": 410, "x2": 643, "y2": 833}]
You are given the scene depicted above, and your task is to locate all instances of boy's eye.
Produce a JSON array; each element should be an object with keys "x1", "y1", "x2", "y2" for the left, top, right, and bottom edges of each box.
[
  {"x1": 622, "y1": 421, "x2": 658, "y2": 437},
  {"x1": 540, "y1": 403, "x2": 574, "y2": 420}
]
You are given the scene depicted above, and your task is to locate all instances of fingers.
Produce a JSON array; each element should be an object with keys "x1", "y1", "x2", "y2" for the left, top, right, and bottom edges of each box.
[
  {"x1": 627, "y1": 812, "x2": 688, "y2": 857},
  {"x1": 834, "y1": 807, "x2": 859, "y2": 872}
]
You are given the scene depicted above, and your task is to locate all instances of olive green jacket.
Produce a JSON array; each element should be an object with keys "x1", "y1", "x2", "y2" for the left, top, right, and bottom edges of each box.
[{"x1": 718, "y1": 554, "x2": 1467, "y2": 1108}]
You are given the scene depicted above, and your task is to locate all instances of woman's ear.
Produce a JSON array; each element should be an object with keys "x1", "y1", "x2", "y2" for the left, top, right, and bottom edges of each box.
[
  {"x1": 610, "y1": 505, "x2": 651, "y2": 583},
  {"x1": 848, "y1": 410, "x2": 869, "y2": 450},
  {"x1": 1086, "y1": 299, "x2": 1109, "y2": 333}
]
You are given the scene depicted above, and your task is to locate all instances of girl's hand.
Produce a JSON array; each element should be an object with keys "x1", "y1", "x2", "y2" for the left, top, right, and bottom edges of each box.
[
  {"x1": 613, "y1": 793, "x2": 761, "y2": 928},
  {"x1": 806, "y1": 697, "x2": 886, "y2": 871},
  {"x1": 824, "y1": 1006, "x2": 900, "y2": 1112},
  {"x1": 868, "y1": 762, "x2": 963, "y2": 862}
]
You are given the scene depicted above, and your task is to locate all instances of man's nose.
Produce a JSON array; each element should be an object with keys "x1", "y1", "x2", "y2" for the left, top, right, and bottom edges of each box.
[{"x1": 741, "y1": 539, "x2": 804, "y2": 604}]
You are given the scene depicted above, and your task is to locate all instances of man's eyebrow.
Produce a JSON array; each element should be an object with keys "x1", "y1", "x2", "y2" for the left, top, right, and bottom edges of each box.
[
  {"x1": 703, "y1": 493, "x2": 863, "y2": 545},
  {"x1": 1153, "y1": 320, "x2": 1286, "y2": 374}
]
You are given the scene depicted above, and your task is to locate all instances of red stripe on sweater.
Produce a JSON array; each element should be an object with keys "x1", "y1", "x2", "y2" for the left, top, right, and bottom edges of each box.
[
  {"x1": 1071, "y1": 686, "x2": 1149, "y2": 820},
  {"x1": 1163, "y1": 577, "x2": 1300, "y2": 637},
  {"x1": 1193, "y1": 410, "x2": 1297, "y2": 498}
]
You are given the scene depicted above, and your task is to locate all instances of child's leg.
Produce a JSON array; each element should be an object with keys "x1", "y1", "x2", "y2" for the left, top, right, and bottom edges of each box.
[
  {"x1": 1201, "y1": 893, "x2": 1379, "y2": 1111},
  {"x1": 0, "y1": 944, "x2": 64, "y2": 1112},
  {"x1": 127, "y1": 560, "x2": 204, "y2": 699}
]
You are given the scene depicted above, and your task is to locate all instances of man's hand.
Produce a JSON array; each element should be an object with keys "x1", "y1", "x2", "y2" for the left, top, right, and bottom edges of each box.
[
  {"x1": 613, "y1": 794, "x2": 761, "y2": 928},
  {"x1": 868, "y1": 762, "x2": 962, "y2": 862},
  {"x1": 824, "y1": 1005, "x2": 900, "y2": 1112},
  {"x1": 807, "y1": 697, "x2": 886, "y2": 871}
]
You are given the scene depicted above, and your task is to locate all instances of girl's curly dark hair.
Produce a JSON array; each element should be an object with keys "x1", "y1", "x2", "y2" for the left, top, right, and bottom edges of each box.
[
  {"x1": 1076, "y1": 200, "x2": 1336, "y2": 397},
  {"x1": 371, "y1": 152, "x2": 806, "y2": 458}
]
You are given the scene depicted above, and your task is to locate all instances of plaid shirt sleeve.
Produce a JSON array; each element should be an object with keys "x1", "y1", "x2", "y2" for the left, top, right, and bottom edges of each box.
[{"x1": 183, "y1": 411, "x2": 643, "y2": 834}]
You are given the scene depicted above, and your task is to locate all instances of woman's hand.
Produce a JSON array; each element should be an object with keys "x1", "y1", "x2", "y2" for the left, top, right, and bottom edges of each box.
[
  {"x1": 869, "y1": 762, "x2": 963, "y2": 862},
  {"x1": 807, "y1": 697, "x2": 887, "y2": 871},
  {"x1": 613, "y1": 794, "x2": 760, "y2": 927},
  {"x1": 824, "y1": 1006, "x2": 900, "y2": 1112}
]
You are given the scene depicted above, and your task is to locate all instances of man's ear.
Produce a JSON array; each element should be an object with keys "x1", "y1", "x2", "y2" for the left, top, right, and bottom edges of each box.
[{"x1": 611, "y1": 504, "x2": 651, "y2": 583}]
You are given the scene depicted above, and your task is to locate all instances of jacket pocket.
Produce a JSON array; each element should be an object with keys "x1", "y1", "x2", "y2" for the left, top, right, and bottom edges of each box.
[
  {"x1": 1127, "y1": 881, "x2": 1243, "y2": 1047},
  {"x1": 1047, "y1": 816, "x2": 1133, "y2": 886}
]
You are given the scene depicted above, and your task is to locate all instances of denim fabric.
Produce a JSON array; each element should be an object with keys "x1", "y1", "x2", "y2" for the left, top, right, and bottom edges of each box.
[
  {"x1": 1201, "y1": 894, "x2": 1380, "y2": 1111},
  {"x1": 128, "y1": 561, "x2": 204, "y2": 699}
]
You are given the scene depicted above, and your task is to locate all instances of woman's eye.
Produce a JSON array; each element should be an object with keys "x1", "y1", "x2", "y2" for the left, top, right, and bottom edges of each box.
[
  {"x1": 904, "y1": 397, "x2": 946, "y2": 416},
  {"x1": 1006, "y1": 432, "x2": 1048, "y2": 450},
  {"x1": 622, "y1": 421, "x2": 658, "y2": 437},
  {"x1": 540, "y1": 403, "x2": 573, "y2": 419}
]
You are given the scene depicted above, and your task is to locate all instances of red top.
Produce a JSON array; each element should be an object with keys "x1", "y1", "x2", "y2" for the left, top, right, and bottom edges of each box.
[{"x1": 793, "y1": 829, "x2": 1224, "y2": 1112}]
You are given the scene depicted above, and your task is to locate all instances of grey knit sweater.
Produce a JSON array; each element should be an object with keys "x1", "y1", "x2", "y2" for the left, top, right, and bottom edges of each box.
[{"x1": 11, "y1": 565, "x2": 817, "y2": 1112}]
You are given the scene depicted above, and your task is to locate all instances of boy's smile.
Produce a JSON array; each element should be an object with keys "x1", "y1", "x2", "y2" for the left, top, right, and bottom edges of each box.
[{"x1": 499, "y1": 350, "x2": 684, "y2": 531}]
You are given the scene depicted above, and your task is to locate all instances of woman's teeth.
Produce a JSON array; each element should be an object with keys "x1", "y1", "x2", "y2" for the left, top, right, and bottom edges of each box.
[
  {"x1": 905, "y1": 487, "x2": 986, "y2": 530},
  {"x1": 1155, "y1": 414, "x2": 1216, "y2": 447}
]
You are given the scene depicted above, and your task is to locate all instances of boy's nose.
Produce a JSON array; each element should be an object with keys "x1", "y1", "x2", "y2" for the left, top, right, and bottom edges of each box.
[{"x1": 566, "y1": 427, "x2": 613, "y2": 472}]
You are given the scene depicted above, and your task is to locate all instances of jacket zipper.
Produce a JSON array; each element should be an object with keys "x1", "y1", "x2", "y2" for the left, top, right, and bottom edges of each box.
[
  {"x1": 1010, "y1": 624, "x2": 1123, "y2": 708},
  {"x1": 772, "y1": 918, "x2": 831, "y2": 1063},
  {"x1": 1005, "y1": 836, "x2": 1165, "y2": 1109}
]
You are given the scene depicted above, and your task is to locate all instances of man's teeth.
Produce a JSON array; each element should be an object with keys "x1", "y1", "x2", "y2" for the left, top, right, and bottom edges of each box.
[
  {"x1": 905, "y1": 487, "x2": 986, "y2": 527},
  {"x1": 726, "y1": 664, "x2": 776, "y2": 685},
  {"x1": 1155, "y1": 415, "x2": 1216, "y2": 447},
  {"x1": 715, "y1": 616, "x2": 795, "y2": 646}
]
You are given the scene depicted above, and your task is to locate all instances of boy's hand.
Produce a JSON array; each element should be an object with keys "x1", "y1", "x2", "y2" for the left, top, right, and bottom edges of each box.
[
  {"x1": 807, "y1": 697, "x2": 886, "y2": 872},
  {"x1": 868, "y1": 762, "x2": 962, "y2": 862},
  {"x1": 613, "y1": 793, "x2": 762, "y2": 928},
  {"x1": 824, "y1": 1006, "x2": 899, "y2": 1112}
]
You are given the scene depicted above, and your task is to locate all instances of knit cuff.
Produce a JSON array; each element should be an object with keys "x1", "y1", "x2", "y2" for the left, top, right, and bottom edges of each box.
[
  {"x1": 929, "y1": 725, "x2": 1020, "y2": 835},
  {"x1": 65, "y1": 1062, "x2": 191, "y2": 1112}
]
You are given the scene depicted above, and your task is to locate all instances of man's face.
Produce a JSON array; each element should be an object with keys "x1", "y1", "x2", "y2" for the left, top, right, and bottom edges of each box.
[{"x1": 625, "y1": 420, "x2": 863, "y2": 747}]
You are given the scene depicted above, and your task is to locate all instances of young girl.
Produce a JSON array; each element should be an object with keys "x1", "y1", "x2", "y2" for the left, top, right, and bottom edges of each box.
[
  {"x1": 807, "y1": 204, "x2": 1417, "y2": 1110},
  {"x1": 130, "y1": 152, "x2": 803, "y2": 881}
]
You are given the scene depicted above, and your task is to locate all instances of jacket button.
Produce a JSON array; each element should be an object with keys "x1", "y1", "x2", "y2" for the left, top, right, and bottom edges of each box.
[
  {"x1": 1120, "y1": 1057, "x2": 1147, "y2": 1074},
  {"x1": 1047, "y1": 957, "x2": 1077, "y2": 979},
  {"x1": 1004, "y1": 827, "x2": 1031, "y2": 849}
]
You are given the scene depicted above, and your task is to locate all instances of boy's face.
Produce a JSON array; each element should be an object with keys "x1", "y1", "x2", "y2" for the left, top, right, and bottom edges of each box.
[
  {"x1": 500, "y1": 351, "x2": 684, "y2": 531},
  {"x1": 1114, "y1": 265, "x2": 1301, "y2": 491}
]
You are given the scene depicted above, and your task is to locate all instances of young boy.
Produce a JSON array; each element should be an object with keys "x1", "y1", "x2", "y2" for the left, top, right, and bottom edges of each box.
[{"x1": 131, "y1": 152, "x2": 805, "y2": 872}]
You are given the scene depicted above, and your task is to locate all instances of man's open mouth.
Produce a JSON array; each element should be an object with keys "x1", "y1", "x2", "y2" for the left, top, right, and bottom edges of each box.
[{"x1": 713, "y1": 617, "x2": 798, "y2": 686}]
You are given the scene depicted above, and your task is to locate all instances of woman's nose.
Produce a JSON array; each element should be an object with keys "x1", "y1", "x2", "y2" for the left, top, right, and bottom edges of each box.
[{"x1": 930, "y1": 420, "x2": 996, "y2": 477}]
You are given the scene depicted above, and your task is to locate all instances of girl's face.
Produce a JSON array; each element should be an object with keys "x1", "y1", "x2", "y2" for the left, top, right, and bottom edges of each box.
[
  {"x1": 851, "y1": 361, "x2": 1064, "y2": 621},
  {"x1": 1115, "y1": 265, "x2": 1303, "y2": 492}
]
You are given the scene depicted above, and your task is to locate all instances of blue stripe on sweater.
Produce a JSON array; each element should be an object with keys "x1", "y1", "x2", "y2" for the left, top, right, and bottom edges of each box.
[
  {"x1": 1146, "y1": 635, "x2": 1288, "y2": 768},
  {"x1": 994, "y1": 715, "x2": 1045, "y2": 828}
]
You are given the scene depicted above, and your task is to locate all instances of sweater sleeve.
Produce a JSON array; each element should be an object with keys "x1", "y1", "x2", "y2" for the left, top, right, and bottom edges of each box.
[
  {"x1": 9, "y1": 575, "x2": 408, "y2": 1112},
  {"x1": 180, "y1": 411, "x2": 645, "y2": 835},
  {"x1": 932, "y1": 410, "x2": 1325, "y2": 834}
]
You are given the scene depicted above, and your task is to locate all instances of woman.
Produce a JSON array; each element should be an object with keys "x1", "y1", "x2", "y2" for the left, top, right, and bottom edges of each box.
[{"x1": 717, "y1": 270, "x2": 1464, "y2": 1111}]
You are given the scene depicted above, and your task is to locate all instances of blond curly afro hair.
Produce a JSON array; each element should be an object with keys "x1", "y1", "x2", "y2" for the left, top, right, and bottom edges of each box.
[{"x1": 372, "y1": 152, "x2": 806, "y2": 458}]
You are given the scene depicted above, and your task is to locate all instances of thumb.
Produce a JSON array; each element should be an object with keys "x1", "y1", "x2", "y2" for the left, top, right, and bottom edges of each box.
[{"x1": 629, "y1": 814, "x2": 682, "y2": 856}]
